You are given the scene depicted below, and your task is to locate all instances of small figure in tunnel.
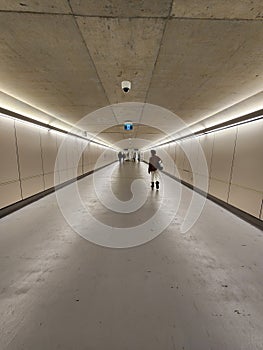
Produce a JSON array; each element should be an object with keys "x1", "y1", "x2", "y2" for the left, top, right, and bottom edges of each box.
[
  {"x1": 118, "y1": 151, "x2": 123, "y2": 162},
  {"x1": 148, "y1": 150, "x2": 163, "y2": 190}
]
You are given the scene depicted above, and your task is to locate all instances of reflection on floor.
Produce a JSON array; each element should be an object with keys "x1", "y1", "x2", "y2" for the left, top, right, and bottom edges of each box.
[{"x1": 0, "y1": 162, "x2": 263, "y2": 350}]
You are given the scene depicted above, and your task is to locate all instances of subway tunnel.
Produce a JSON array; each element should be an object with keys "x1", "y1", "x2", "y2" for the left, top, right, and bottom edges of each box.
[{"x1": 0, "y1": 1, "x2": 263, "y2": 349}]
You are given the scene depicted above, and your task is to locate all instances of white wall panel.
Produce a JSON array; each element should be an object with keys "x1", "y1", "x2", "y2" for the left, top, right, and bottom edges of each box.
[
  {"x1": 70, "y1": 138, "x2": 82, "y2": 174},
  {"x1": 187, "y1": 138, "x2": 200, "y2": 177},
  {"x1": 65, "y1": 137, "x2": 75, "y2": 170},
  {"x1": 55, "y1": 133, "x2": 67, "y2": 172},
  {"x1": 96, "y1": 147, "x2": 106, "y2": 168},
  {"x1": 231, "y1": 119, "x2": 263, "y2": 192},
  {"x1": 0, "y1": 117, "x2": 19, "y2": 184},
  {"x1": 87, "y1": 143, "x2": 93, "y2": 165},
  {"x1": 181, "y1": 140, "x2": 192, "y2": 182},
  {"x1": 44, "y1": 173, "x2": 55, "y2": 190},
  {"x1": 0, "y1": 181, "x2": 21, "y2": 208},
  {"x1": 88, "y1": 164, "x2": 93, "y2": 172},
  {"x1": 93, "y1": 144, "x2": 99, "y2": 164},
  {"x1": 182, "y1": 170, "x2": 193, "y2": 185},
  {"x1": 94, "y1": 145, "x2": 100, "y2": 169},
  {"x1": 175, "y1": 143, "x2": 185, "y2": 174},
  {"x1": 40, "y1": 130, "x2": 58, "y2": 174},
  {"x1": 67, "y1": 168, "x2": 75, "y2": 180},
  {"x1": 195, "y1": 174, "x2": 211, "y2": 192},
  {"x1": 228, "y1": 184, "x2": 262, "y2": 218},
  {"x1": 0, "y1": 115, "x2": 115, "y2": 209},
  {"x1": 167, "y1": 144, "x2": 175, "y2": 174},
  {"x1": 83, "y1": 143, "x2": 89, "y2": 167},
  {"x1": 59, "y1": 169, "x2": 72, "y2": 183},
  {"x1": 168, "y1": 144, "x2": 176, "y2": 176},
  {"x1": 15, "y1": 121, "x2": 43, "y2": 179},
  {"x1": 209, "y1": 129, "x2": 235, "y2": 202},
  {"x1": 155, "y1": 120, "x2": 262, "y2": 219},
  {"x1": 77, "y1": 140, "x2": 85, "y2": 175},
  {"x1": 53, "y1": 170, "x2": 61, "y2": 186},
  {"x1": 210, "y1": 127, "x2": 237, "y2": 183},
  {"x1": 197, "y1": 133, "x2": 214, "y2": 176},
  {"x1": 169, "y1": 143, "x2": 175, "y2": 159},
  {"x1": 83, "y1": 142, "x2": 93, "y2": 172},
  {"x1": 21, "y1": 175, "x2": 44, "y2": 199},
  {"x1": 89, "y1": 144, "x2": 95, "y2": 165},
  {"x1": 89, "y1": 144, "x2": 96, "y2": 165},
  {"x1": 209, "y1": 178, "x2": 229, "y2": 202}
]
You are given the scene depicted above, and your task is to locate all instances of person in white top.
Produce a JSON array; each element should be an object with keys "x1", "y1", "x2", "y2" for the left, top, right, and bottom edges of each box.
[{"x1": 148, "y1": 150, "x2": 163, "y2": 190}]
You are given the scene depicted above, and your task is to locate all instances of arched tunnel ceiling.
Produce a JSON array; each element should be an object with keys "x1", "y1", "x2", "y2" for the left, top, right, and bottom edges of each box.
[{"x1": 1, "y1": 0, "x2": 263, "y2": 148}]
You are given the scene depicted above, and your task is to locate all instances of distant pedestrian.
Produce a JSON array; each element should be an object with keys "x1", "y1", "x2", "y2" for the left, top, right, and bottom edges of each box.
[
  {"x1": 118, "y1": 151, "x2": 122, "y2": 162},
  {"x1": 148, "y1": 150, "x2": 163, "y2": 190},
  {"x1": 137, "y1": 152, "x2": 141, "y2": 162}
]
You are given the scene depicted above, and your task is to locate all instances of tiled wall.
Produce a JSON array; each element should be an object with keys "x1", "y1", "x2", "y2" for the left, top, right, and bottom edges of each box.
[
  {"x1": 144, "y1": 119, "x2": 263, "y2": 220},
  {"x1": 0, "y1": 117, "x2": 116, "y2": 209}
]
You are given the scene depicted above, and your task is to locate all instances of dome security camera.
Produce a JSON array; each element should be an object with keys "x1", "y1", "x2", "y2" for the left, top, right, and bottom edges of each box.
[{"x1": 121, "y1": 80, "x2": 131, "y2": 93}]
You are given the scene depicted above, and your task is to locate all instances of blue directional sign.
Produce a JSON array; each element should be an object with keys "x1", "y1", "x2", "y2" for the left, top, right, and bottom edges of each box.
[{"x1": 124, "y1": 123, "x2": 133, "y2": 131}]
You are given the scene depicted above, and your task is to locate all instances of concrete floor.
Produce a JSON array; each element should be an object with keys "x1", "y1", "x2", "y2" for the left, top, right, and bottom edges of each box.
[{"x1": 0, "y1": 162, "x2": 263, "y2": 350}]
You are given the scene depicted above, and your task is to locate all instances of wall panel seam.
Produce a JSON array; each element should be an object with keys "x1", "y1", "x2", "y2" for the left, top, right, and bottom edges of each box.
[
  {"x1": 160, "y1": 168, "x2": 263, "y2": 229},
  {"x1": 43, "y1": 171, "x2": 56, "y2": 176},
  {"x1": 13, "y1": 121, "x2": 23, "y2": 199},
  {"x1": 39, "y1": 132, "x2": 46, "y2": 190},
  {"x1": 230, "y1": 183, "x2": 263, "y2": 193},
  {"x1": 0, "y1": 179, "x2": 20, "y2": 186},
  {"x1": 227, "y1": 127, "x2": 238, "y2": 203},
  {"x1": 55, "y1": 134, "x2": 61, "y2": 184},
  {"x1": 259, "y1": 198, "x2": 263, "y2": 218},
  {"x1": 0, "y1": 161, "x2": 117, "y2": 217},
  {"x1": 210, "y1": 177, "x2": 229, "y2": 184},
  {"x1": 208, "y1": 133, "x2": 215, "y2": 194},
  {"x1": 20, "y1": 174, "x2": 46, "y2": 181},
  {"x1": 208, "y1": 133, "x2": 215, "y2": 178}
]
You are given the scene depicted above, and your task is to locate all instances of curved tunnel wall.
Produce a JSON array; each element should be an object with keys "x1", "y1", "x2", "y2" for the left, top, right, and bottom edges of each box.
[
  {"x1": 144, "y1": 118, "x2": 263, "y2": 221},
  {"x1": 1, "y1": 113, "x2": 263, "y2": 223},
  {"x1": 0, "y1": 116, "x2": 116, "y2": 210}
]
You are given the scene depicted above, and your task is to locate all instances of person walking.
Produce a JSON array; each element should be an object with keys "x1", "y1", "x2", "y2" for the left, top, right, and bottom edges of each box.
[
  {"x1": 118, "y1": 151, "x2": 123, "y2": 162},
  {"x1": 148, "y1": 150, "x2": 163, "y2": 190}
]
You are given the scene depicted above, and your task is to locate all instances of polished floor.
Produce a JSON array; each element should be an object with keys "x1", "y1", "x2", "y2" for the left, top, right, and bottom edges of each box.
[{"x1": 0, "y1": 162, "x2": 263, "y2": 350}]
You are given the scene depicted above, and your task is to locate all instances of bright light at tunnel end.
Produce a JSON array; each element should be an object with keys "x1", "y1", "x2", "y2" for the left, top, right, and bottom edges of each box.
[{"x1": 54, "y1": 102, "x2": 210, "y2": 248}]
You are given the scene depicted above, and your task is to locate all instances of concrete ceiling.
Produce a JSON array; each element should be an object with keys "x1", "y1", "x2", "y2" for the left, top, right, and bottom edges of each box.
[{"x1": 1, "y1": 0, "x2": 263, "y2": 148}]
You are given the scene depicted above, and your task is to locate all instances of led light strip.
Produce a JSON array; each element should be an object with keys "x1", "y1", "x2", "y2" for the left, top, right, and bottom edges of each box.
[
  {"x1": 0, "y1": 108, "x2": 117, "y2": 150},
  {"x1": 142, "y1": 110, "x2": 263, "y2": 151},
  {"x1": 203, "y1": 114, "x2": 263, "y2": 135}
]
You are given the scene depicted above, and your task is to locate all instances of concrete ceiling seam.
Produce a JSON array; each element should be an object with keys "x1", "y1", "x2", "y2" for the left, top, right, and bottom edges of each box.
[
  {"x1": 0, "y1": 0, "x2": 263, "y2": 21},
  {"x1": 134, "y1": 0, "x2": 173, "y2": 141},
  {"x1": 66, "y1": 0, "x2": 109, "y2": 103},
  {"x1": 68, "y1": 0, "x2": 122, "y2": 141},
  {"x1": 136, "y1": 0, "x2": 174, "y2": 137},
  {"x1": 1, "y1": 11, "x2": 263, "y2": 22}
]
